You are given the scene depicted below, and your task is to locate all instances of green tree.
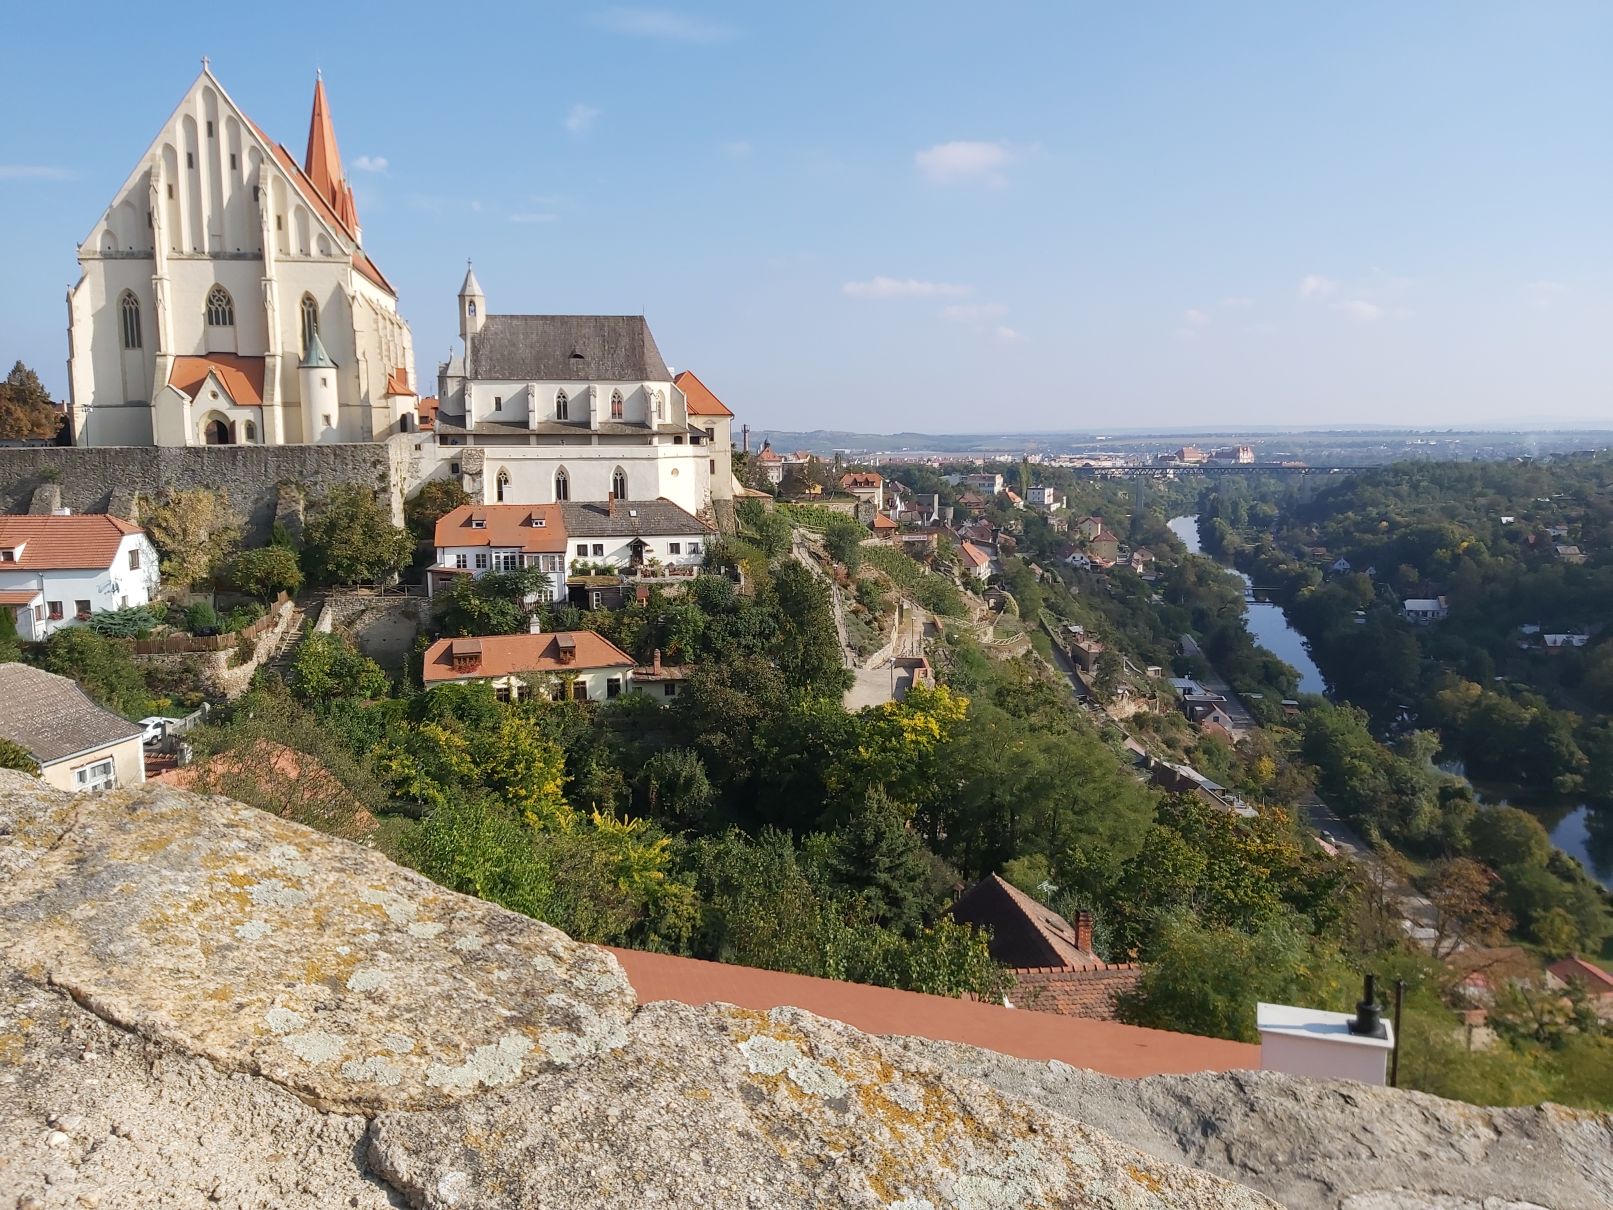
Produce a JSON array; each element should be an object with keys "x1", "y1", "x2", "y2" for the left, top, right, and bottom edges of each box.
[
  {"x1": 637, "y1": 747, "x2": 715, "y2": 829},
  {"x1": 223, "y1": 546, "x2": 303, "y2": 600},
  {"x1": 0, "y1": 737, "x2": 40, "y2": 775},
  {"x1": 143, "y1": 488, "x2": 243, "y2": 587},
  {"x1": 404, "y1": 478, "x2": 471, "y2": 540},
  {"x1": 288, "y1": 631, "x2": 389, "y2": 702},
  {"x1": 768, "y1": 559, "x2": 849, "y2": 694},
  {"x1": 38, "y1": 628, "x2": 153, "y2": 718},
  {"x1": 823, "y1": 516, "x2": 865, "y2": 574},
  {"x1": 821, "y1": 791, "x2": 947, "y2": 933},
  {"x1": 301, "y1": 486, "x2": 414, "y2": 586}
]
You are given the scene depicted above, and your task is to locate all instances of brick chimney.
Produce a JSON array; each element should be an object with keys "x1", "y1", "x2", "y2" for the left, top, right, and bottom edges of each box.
[
  {"x1": 652, "y1": 648, "x2": 662, "y2": 675},
  {"x1": 1074, "y1": 910, "x2": 1094, "y2": 955},
  {"x1": 608, "y1": 493, "x2": 617, "y2": 517}
]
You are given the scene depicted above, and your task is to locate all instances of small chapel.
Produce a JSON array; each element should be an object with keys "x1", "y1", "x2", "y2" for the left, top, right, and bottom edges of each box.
[{"x1": 66, "y1": 65, "x2": 417, "y2": 447}]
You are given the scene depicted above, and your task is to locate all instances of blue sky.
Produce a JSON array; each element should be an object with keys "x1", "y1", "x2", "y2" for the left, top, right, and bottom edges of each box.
[{"x1": 4, "y1": 2, "x2": 1610, "y2": 431}]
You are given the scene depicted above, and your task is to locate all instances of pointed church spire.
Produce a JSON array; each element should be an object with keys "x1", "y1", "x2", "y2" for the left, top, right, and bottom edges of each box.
[{"x1": 304, "y1": 75, "x2": 360, "y2": 239}]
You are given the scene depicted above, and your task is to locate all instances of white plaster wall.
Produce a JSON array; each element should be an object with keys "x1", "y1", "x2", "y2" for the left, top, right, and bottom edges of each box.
[
  {"x1": 437, "y1": 666, "x2": 632, "y2": 703},
  {"x1": 41, "y1": 735, "x2": 146, "y2": 794},
  {"x1": 565, "y1": 531, "x2": 708, "y2": 573},
  {"x1": 431, "y1": 547, "x2": 565, "y2": 602},
  {"x1": 478, "y1": 444, "x2": 711, "y2": 514},
  {"x1": 0, "y1": 534, "x2": 159, "y2": 638}
]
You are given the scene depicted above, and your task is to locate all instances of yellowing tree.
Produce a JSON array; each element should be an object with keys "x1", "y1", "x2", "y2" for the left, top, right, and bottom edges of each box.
[{"x1": 143, "y1": 488, "x2": 242, "y2": 587}]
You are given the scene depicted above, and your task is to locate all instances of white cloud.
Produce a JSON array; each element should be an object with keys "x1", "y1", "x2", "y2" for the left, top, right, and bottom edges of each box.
[
  {"x1": 1298, "y1": 274, "x2": 1337, "y2": 300},
  {"x1": 509, "y1": 212, "x2": 557, "y2": 224},
  {"x1": 565, "y1": 103, "x2": 601, "y2": 135},
  {"x1": 351, "y1": 155, "x2": 388, "y2": 173},
  {"x1": 843, "y1": 277, "x2": 971, "y2": 299},
  {"x1": 723, "y1": 140, "x2": 753, "y2": 158},
  {"x1": 914, "y1": 141, "x2": 1016, "y2": 188},
  {"x1": 0, "y1": 165, "x2": 72, "y2": 181},
  {"x1": 941, "y1": 302, "x2": 1007, "y2": 322},
  {"x1": 994, "y1": 326, "x2": 1028, "y2": 345},
  {"x1": 1333, "y1": 299, "x2": 1383, "y2": 323},
  {"x1": 1184, "y1": 308, "x2": 1210, "y2": 326},
  {"x1": 595, "y1": 7, "x2": 735, "y2": 43}
]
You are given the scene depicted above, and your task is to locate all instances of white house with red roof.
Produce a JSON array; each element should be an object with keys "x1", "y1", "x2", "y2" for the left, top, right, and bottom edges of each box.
[
  {"x1": 428, "y1": 503, "x2": 569, "y2": 600},
  {"x1": 0, "y1": 514, "x2": 159, "y2": 641},
  {"x1": 68, "y1": 67, "x2": 417, "y2": 448},
  {"x1": 421, "y1": 630, "x2": 637, "y2": 703}
]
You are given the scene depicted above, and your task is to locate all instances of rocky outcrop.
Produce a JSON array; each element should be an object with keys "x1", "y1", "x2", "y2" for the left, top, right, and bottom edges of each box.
[
  {"x1": 902, "y1": 1039, "x2": 1613, "y2": 1210},
  {"x1": 0, "y1": 769, "x2": 1608, "y2": 1209}
]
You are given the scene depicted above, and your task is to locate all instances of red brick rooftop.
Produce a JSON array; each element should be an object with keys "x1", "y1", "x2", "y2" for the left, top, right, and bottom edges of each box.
[{"x1": 609, "y1": 948, "x2": 1258, "y2": 1079}]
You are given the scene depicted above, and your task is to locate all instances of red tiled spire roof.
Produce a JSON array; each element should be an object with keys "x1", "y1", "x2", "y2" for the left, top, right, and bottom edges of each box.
[{"x1": 304, "y1": 76, "x2": 358, "y2": 236}]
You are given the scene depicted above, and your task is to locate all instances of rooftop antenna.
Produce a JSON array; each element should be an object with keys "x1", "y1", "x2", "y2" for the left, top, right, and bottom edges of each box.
[{"x1": 1347, "y1": 973, "x2": 1386, "y2": 1038}]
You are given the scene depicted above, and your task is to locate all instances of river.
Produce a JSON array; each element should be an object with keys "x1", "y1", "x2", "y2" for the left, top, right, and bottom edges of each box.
[
  {"x1": 1166, "y1": 514, "x2": 1611, "y2": 890},
  {"x1": 1166, "y1": 515, "x2": 1327, "y2": 695}
]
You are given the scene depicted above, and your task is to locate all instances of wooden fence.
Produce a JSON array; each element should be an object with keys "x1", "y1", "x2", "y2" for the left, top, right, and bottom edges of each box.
[{"x1": 128, "y1": 595, "x2": 290, "y2": 655}]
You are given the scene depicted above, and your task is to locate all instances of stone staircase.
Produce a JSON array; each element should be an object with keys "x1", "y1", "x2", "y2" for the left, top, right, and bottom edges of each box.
[{"x1": 263, "y1": 602, "x2": 309, "y2": 679}]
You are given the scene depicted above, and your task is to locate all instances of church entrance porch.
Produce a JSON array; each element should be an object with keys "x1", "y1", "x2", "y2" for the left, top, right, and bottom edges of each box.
[{"x1": 202, "y1": 417, "x2": 233, "y2": 446}]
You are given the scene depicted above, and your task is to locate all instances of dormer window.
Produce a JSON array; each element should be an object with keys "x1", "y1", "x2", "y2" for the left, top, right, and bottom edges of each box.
[
  {"x1": 450, "y1": 637, "x2": 483, "y2": 673},
  {"x1": 610, "y1": 390, "x2": 624, "y2": 420},
  {"x1": 555, "y1": 389, "x2": 568, "y2": 421},
  {"x1": 0, "y1": 549, "x2": 16, "y2": 562},
  {"x1": 470, "y1": 512, "x2": 487, "y2": 529}
]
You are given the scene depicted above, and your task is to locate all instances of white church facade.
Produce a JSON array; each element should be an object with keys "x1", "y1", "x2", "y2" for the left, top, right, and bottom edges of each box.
[
  {"x1": 434, "y1": 269, "x2": 734, "y2": 518},
  {"x1": 66, "y1": 66, "x2": 418, "y2": 448}
]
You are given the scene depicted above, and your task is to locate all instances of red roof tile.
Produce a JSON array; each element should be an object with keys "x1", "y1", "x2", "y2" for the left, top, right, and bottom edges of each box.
[
  {"x1": 169, "y1": 354, "x2": 266, "y2": 406},
  {"x1": 0, "y1": 514, "x2": 143, "y2": 571},
  {"x1": 1011, "y1": 966, "x2": 1144, "y2": 1021},
  {"x1": 0, "y1": 589, "x2": 42, "y2": 605},
  {"x1": 384, "y1": 366, "x2": 415, "y2": 397},
  {"x1": 607, "y1": 948, "x2": 1256, "y2": 1079},
  {"x1": 1549, "y1": 955, "x2": 1613, "y2": 995},
  {"x1": 673, "y1": 370, "x2": 734, "y2": 418},
  {"x1": 433, "y1": 504, "x2": 567, "y2": 552},
  {"x1": 422, "y1": 630, "x2": 635, "y2": 684}
]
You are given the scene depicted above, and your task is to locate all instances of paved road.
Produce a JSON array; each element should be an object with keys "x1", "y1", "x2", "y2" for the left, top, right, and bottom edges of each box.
[
  {"x1": 1302, "y1": 792, "x2": 1440, "y2": 949},
  {"x1": 1178, "y1": 634, "x2": 1257, "y2": 735}
]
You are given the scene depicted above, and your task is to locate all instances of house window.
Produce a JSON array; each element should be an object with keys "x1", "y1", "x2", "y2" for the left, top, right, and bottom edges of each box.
[
  {"x1": 230, "y1": 152, "x2": 238, "y2": 170},
  {"x1": 244, "y1": 420, "x2": 256, "y2": 442},
  {"x1": 654, "y1": 390, "x2": 665, "y2": 421},
  {"x1": 300, "y1": 294, "x2": 319, "y2": 356},
  {"x1": 591, "y1": 543, "x2": 604, "y2": 557},
  {"x1": 710, "y1": 459, "x2": 716, "y2": 474},
  {"x1": 610, "y1": 390, "x2": 624, "y2": 420},
  {"x1": 322, "y1": 413, "x2": 332, "y2": 428},
  {"x1": 47, "y1": 601, "x2": 63, "y2": 620},
  {"x1": 493, "y1": 395, "x2": 503, "y2": 412},
  {"x1": 75, "y1": 600, "x2": 91, "y2": 617},
  {"x1": 673, "y1": 435, "x2": 684, "y2": 445},
  {"x1": 496, "y1": 468, "x2": 510, "y2": 502},
  {"x1": 496, "y1": 552, "x2": 519, "y2": 571},
  {"x1": 474, "y1": 553, "x2": 489, "y2": 569},
  {"x1": 555, "y1": 389, "x2": 568, "y2": 420},
  {"x1": 186, "y1": 151, "x2": 194, "y2": 169},
  {"x1": 205, "y1": 285, "x2": 234, "y2": 327},
  {"x1": 612, "y1": 467, "x2": 627, "y2": 500},
  {"x1": 590, "y1": 590, "x2": 604, "y2": 609},
  {"x1": 664, "y1": 682, "x2": 677, "y2": 697},
  {"x1": 33, "y1": 604, "x2": 43, "y2": 621},
  {"x1": 119, "y1": 292, "x2": 142, "y2": 349},
  {"x1": 554, "y1": 467, "x2": 569, "y2": 502},
  {"x1": 606, "y1": 677, "x2": 622, "y2": 699},
  {"x1": 572, "y1": 681, "x2": 589, "y2": 701},
  {"x1": 74, "y1": 760, "x2": 117, "y2": 792},
  {"x1": 454, "y1": 553, "x2": 468, "y2": 569},
  {"x1": 206, "y1": 120, "x2": 214, "y2": 138},
  {"x1": 575, "y1": 544, "x2": 588, "y2": 557},
  {"x1": 668, "y1": 543, "x2": 681, "y2": 555},
  {"x1": 129, "y1": 549, "x2": 141, "y2": 570},
  {"x1": 494, "y1": 685, "x2": 512, "y2": 704},
  {"x1": 689, "y1": 542, "x2": 700, "y2": 554}
]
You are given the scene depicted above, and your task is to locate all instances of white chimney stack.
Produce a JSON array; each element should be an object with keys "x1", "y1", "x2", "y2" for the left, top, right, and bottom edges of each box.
[{"x1": 1258, "y1": 979, "x2": 1394, "y2": 1086}]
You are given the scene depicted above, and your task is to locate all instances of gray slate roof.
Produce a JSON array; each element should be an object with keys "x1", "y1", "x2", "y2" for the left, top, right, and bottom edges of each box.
[
  {"x1": 468, "y1": 315, "x2": 671, "y2": 382},
  {"x1": 0, "y1": 663, "x2": 142, "y2": 766},
  {"x1": 561, "y1": 498, "x2": 713, "y2": 538}
]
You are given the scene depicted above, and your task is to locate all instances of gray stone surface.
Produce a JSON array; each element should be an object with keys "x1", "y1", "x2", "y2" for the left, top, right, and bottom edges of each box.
[
  {"x1": 898, "y1": 1038, "x2": 1613, "y2": 1210},
  {"x1": 2, "y1": 770, "x2": 1608, "y2": 1210},
  {"x1": 0, "y1": 772, "x2": 635, "y2": 1113},
  {"x1": 369, "y1": 999, "x2": 1276, "y2": 1210}
]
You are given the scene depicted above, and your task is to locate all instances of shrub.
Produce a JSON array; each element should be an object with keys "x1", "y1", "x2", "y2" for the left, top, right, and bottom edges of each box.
[
  {"x1": 302, "y1": 486, "x2": 415, "y2": 587},
  {"x1": 184, "y1": 601, "x2": 220, "y2": 634},
  {"x1": 84, "y1": 605, "x2": 161, "y2": 638},
  {"x1": 224, "y1": 546, "x2": 303, "y2": 600}
]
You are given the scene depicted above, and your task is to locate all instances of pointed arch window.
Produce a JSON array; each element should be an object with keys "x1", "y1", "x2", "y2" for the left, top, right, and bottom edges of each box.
[
  {"x1": 300, "y1": 294, "x2": 319, "y2": 356},
  {"x1": 610, "y1": 390, "x2": 624, "y2": 420},
  {"x1": 496, "y1": 467, "x2": 511, "y2": 503},
  {"x1": 205, "y1": 285, "x2": 234, "y2": 327},
  {"x1": 654, "y1": 390, "x2": 665, "y2": 423},
  {"x1": 611, "y1": 467, "x2": 627, "y2": 502},
  {"x1": 244, "y1": 419, "x2": 257, "y2": 443},
  {"x1": 553, "y1": 467, "x2": 570, "y2": 502},
  {"x1": 119, "y1": 292, "x2": 142, "y2": 350},
  {"x1": 555, "y1": 389, "x2": 568, "y2": 421}
]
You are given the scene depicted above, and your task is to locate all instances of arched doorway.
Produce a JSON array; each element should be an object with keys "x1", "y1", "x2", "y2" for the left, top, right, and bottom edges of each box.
[{"x1": 203, "y1": 417, "x2": 232, "y2": 446}]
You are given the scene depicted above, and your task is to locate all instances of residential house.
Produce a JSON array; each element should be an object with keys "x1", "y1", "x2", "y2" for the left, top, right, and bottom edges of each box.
[
  {"x1": 428, "y1": 503, "x2": 567, "y2": 600},
  {"x1": 950, "y1": 471, "x2": 1005, "y2": 496},
  {"x1": 870, "y1": 512, "x2": 899, "y2": 539},
  {"x1": 1546, "y1": 956, "x2": 1613, "y2": 1021},
  {"x1": 0, "y1": 514, "x2": 160, "y2": 640},
  {"x1": 955, "y1": 490, "x2": 989, "y2": 517},
  {"x1": 838, "y1": 471, "x2": 884, "y2": 511},
  {"x1": 561, "y1": 498, "x2": 713, "y2": 576},
  {"x1": 897, "y1": 531, "x2": 940, "y2": 555},
  {"x1": 1402, "y1": 596, "x2": 1450, "y2": 624},
  {"x1": 631, "y1": 648, "x2": 691, "y2": 702},
  {"x1": 1328, "y1": 557, "x2": 1352, "y2": 574},
  {"x1": 755, "y1": 442, "x2": 785, "y2": 485},
  {"x1": 1068, "y1": 635, "x2": 1105, "y2": 673},
  {"x1": 1072, "y1": 515, "x2": 1106, "y2": 541},
  {"x1": 1554, "y1": 545, "x2": 1587, "y2": 565},
  {"x1": 672, "y1": 370, "x2": 736, "y2": 509},
  {"x1": 421, "y1": 630, "x2": 637, "y2": 702},
  {"x1": 1176, "y1": 445, "x2": 1207, "y2": 464},
  {"x1": 1086, "y1": 528, "x2": 1121, "y2": 565},
  {"x1": 1025, "y1": 485, "x2": 1063, "y2": 512},
  {"x1": 958, "y1": 540, "x2": 993, "y2": 581},
  {"x1": 1129, "y1": 547, "x2": 1156, "y2": 575},
  {"x1": 950, "y1": 875, "x2": 1141, "y2": 1022},
  {"x1": 0, "y1": 663, "x2": 145, "y2": 793},
  {"x1": 1543, "y1": 633, "x2": 1590, "y2": 652}
]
